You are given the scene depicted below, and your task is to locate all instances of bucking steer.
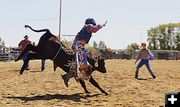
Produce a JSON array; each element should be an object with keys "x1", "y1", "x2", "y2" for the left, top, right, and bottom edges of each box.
[{"x1": 15, "y1": 25, "x2": 108, "y2": 95}]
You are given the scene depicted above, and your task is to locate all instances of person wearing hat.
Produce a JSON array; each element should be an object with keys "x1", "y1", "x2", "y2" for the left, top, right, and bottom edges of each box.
[
  {"x1": 61, "y1": 18, "x2": 107, "y2": 87},
  {"x1": 135, "y1": 42, "x2": 156, "y2": 79},
  {"x1": 18, "y1": 35, "x2": 31, "y2": 70}
]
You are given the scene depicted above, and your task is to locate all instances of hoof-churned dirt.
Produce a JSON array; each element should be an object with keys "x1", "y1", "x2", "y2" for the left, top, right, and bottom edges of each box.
[{"x1": 0, "y1": 60, "x2": 179, "y2": 107}]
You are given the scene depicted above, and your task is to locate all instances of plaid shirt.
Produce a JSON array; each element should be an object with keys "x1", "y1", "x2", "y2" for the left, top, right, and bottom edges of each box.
[
  {"x1": 18, "y1": 39, "x2": 31, "y2": 51},
  {"x1": 137, "y1": 48, "x2": 151, "y2": 60}
]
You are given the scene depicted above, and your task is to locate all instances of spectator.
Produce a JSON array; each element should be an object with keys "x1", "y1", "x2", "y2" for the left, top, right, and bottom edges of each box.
[{"x1": 18, "y1": 35, "x2": 31, "y2": 70}]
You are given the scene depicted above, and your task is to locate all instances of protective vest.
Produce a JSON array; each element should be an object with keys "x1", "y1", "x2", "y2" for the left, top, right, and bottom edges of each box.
[{"x1": 75, "y1": 26, "x2": 92, "y2": 44}]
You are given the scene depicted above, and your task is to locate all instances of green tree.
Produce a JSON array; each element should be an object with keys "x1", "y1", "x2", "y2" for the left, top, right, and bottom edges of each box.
[
  {"x1": 98, "y1": 41, "x2": 107, "y2": 50},
  {"x1": 127, "y1": 43, "x2": 139, "y2": 53},
  {"x1": 147, "y1": 22, "x2": 180, "y2": 50},
  {"x1": 147, "y1": 27, "x2": 159, "y2": 50},
  {"x1": 166, "y1": 23, "x2": 176, "y2": 49},
  {"x1": 158, "y1": 25, "x2": 167, "y2": 50},
  {"x1": 2, "y1": 41, "x2": 5, "y2": 46},
  {"x1": 61, "y1": 39, "x2": 73, "y2": 49},
  {"x1": 93, "y1": 41, "x2": 98, "y2": 49},
  {"x1": 174, "y1": 32, "x2": 180, "y2": 50},
  {"x1": 176, "y1": 42, "x2": 180, "y2": 50}
]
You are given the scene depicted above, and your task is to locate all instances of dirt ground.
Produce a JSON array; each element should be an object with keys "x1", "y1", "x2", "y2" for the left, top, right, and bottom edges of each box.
[{"x1": 0, "y1": 60, "x2": 180, "y2": 107}]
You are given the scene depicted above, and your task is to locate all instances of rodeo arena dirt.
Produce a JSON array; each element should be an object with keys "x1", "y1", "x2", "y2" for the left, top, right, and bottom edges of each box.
[
  {"x1": 1, "y1": 1, "x2": 180, "y2": 106},
  {"x1": 0, "y1": 59, "x2": 179, "y2": 107}
]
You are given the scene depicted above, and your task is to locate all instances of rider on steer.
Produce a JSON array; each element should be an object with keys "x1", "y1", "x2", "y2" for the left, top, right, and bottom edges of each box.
[{"x1": 62, "y1": 18, "x2": 106, "y2": 87}]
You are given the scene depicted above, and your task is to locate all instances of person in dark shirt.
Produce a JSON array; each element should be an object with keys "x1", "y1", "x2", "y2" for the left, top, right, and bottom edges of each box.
[{"x1": 62, "y1": 18, "x2": 106, "y2": 87}]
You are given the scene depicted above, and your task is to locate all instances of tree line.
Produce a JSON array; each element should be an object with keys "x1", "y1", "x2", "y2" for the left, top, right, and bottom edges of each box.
[
  {"x1": 127, "y1": 22, "x2": 180, "y2": 52},
  {"x1": 147, "y1": 22, "x2": 180, "y2": 50}
]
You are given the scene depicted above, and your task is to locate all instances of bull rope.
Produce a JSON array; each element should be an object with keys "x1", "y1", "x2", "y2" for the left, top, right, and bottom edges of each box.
[{"x1": 52, "y1": 43, "x2": 62, "y2": 61}]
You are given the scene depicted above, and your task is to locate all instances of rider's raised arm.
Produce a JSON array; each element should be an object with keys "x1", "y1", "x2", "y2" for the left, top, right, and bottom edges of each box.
[{"x1": 86, "y1": 24, "x2": 104, "y2": 33}]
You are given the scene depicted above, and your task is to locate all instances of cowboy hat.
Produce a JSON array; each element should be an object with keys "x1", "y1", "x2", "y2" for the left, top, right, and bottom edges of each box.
[{"x1": 24, "y1": 35, "x2": 29, "y2": 38}]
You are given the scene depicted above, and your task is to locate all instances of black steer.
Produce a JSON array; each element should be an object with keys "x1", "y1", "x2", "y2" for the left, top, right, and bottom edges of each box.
[{"x1": 16, "y1": 25, "x2": 108, "y2": 95}]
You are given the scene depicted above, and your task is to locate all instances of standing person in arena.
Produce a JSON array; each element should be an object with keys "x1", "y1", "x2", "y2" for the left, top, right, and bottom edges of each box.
[
  {"x1": 41, "y1": 59, "x2": 46, "y2": 71},
  {"x1": 135, "y1": 42, "x2": 156, "y2": 79},
  {"x1": 61, "y1": 18, "x2": 107, "y2": 87},
  {"x1": 18, "y1": 35, "x2": 31, "y2": 70}
]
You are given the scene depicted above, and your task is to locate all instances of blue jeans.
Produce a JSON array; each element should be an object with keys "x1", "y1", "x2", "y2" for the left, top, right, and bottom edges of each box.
[
  {"x1": 22, "y1": 52, "x2": 29, "y2": 69},
  {"x1": 71, "y1": 42, "x2": 87, "y2": 64},
  {"x1": 136, "y1": 59, "x2": 156, "y2": 78}
]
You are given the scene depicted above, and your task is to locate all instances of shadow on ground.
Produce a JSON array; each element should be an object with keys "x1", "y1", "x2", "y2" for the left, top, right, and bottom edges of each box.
[
  {"x1": 29, "y1": 70, "x2": 42, "y2": 73},
  {"x1": 5, "y1": 93, "x2": 101, "y2": 102},
  {"x1": 8, "y1": 70, "x2": 20, "y2": 72},
  {"x1": 136, "y1": 77, "x2": 154, "y2": 80}
]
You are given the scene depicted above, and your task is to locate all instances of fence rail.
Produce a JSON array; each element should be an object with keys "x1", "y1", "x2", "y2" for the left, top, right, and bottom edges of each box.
[{"x1": 0, "y1": 54, "x2": 9, "y2": 61}]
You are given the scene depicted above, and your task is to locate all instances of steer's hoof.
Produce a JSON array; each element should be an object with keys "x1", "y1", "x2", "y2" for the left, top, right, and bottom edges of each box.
[
  {"x1": 25, "y1": 68, "x2": 30, "y2": 70},
  {"x1": 104, "y1": 92, "x2": 109, "y2": 96},
  {"x1": 19, "y1": 71, "x2": 23, "y2": 75},
  {"x1": 61, "y1": 75, "x2": 69, "y2": 87},
  {"x1": 85, "y1": 91, "x2": 90, "y2": 94},
  {"x1": 102, "y1": 91, "x2": 109, "y2": 96}
]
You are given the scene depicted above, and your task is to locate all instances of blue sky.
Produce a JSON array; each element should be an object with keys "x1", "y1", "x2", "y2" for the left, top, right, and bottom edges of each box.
[{"x1": 0, "y1": 0, "x2": 180, "y2": 49}]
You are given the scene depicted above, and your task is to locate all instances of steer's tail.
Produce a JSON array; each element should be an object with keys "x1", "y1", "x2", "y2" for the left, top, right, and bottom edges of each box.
[{"x1": 25, "y1": 25, "x2": 49, "y2": 33}]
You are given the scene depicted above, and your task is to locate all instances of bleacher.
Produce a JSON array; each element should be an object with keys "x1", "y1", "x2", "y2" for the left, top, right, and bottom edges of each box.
[
  {"x1": 132, "y1": 50, "x2": 180, "y2": 60},
  {"x1": 0, "y1": 53, "x2": 9, "y2": 61},
  {"x1": 0, "y1": 47, "x2": 20, "y2": 61}
]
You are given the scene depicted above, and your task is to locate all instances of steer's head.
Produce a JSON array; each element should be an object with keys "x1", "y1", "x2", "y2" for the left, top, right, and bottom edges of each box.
[
  {"x1": 96, "y1": 57, "x2": 107, "y2": 73},
  {"x1": 78, "y1": 64, "x2": 92, "y2": 80}
]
